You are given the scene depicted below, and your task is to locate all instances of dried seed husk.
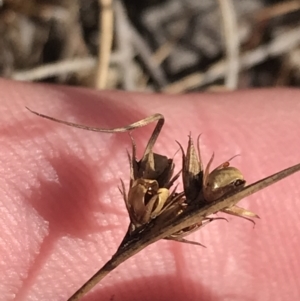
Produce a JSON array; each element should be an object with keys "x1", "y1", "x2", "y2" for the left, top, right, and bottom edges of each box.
[
  {"x1": 123, "y1": 132, "x2": 181, "y2": 232},
  {"x1": 180, "y1": 135, "x2": 259, "y2": 221},
  {"x1": 123, "y1": 178, "x2": 169, "y2": 226},
  {"x1": 176, "y1": 135, "x2": 203, "y2": 203},
  {"x1": 169, "y1": 136, "x2": 259, "y2": 244},
  {"x1": 203, "y1": 152, "x2": 259, "y2": 220}
]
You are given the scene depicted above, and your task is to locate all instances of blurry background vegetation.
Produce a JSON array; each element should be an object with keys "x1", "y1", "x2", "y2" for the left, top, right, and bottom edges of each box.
[{"x1": 1, "y1": 0, "x2": 300, "y2": 92}]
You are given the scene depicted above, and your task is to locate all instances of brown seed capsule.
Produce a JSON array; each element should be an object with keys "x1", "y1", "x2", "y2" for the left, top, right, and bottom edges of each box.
[
  {"x1": 203, "y1": 153, "x2": 259, "y2": 220},
  {"x1": 177, "y1": 135, "x2": 203, "y2": 203},
  {"x1": 120, "y1": 132, "x2": 181, "y2": 233},
  {"x1": 120, "y1": 178, "x2": 170, "y2": 227},
  {"x1": 162, "y1": 136, "x2": 215, "y2": 246},
  {"x1": 171, "y1": 135, "x2": 259, "y2": 245}
]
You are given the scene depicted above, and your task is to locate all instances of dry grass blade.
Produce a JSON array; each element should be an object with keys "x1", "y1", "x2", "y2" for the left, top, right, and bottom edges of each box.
[
  {"x1": 26, "y1": 107, "x2": 165, "y2": 165},
  {"x1": 255, "y1": 0, "x2": 300, "y2": 23},
  {"x1": 26, "y1": 107, "x2": 163, "y2": 133},
  {"x1": 95, "y1": 0, "x2": 114, "y2": 89},
  {"x1": 11, "y1": 57, "x2": 97, "y2": 81},
  {"x1": 26, "y1": 106, "x2": 164, "y2": 166},
  {"x1": 163, "y1": 26, "x2": 300, "y2": 93},
  {"x1": 217, "y1": 0, "x2": 239, "y2": 89},
  {"x1": 67, "y1": 162, "x2": 300, "y2": 301}
]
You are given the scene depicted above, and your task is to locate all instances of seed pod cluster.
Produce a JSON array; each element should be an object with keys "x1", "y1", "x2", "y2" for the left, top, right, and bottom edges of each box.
[
  {"x1": 26, "y1": 108, "x2": 300, "y2": 301},
  {"x1": 117, "y1": 120, "x2": 259, "y2": 246},
  {"x1": 164, "y1": 134, "x2": 259, "y2": 245},
  {"x1": 119, "y1": 135, "x2": 182, "y2": 233},
  {"x1": 27, "y1": 108, "x2": 258, "y2": 245}
]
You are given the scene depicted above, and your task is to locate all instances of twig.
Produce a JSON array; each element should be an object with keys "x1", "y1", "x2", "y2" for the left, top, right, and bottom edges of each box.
[
  {"x1": 131, "y1": 25, "x2": 169, "y2": 88},
  {"x1": 255, "y1": 0, "x2": 300, "y2": 23},
  {"x1": 163, "y1": 26, "x2": 300, "y2": 93},
  {"x1": 138, "y1": 23, "x2": 189, "y2": 88},
  {"x1": 114, "y1": 0, "x2": 137, "y2": 90},
  {"x1": 11, "y1": 57, "x2": 97, "y2": 81},
  {"x1": 115, "y1": 0, "x2": 168, "y2": 88},
  {"x1": 11, "y1": 54, "x2": 124, "y2": 82},
  {"x1": 95, "y1": 0, "x2": 114, "y2": 89},
  {"x1": 218, "y1": 0, "x2": 240, "y2": 90}
]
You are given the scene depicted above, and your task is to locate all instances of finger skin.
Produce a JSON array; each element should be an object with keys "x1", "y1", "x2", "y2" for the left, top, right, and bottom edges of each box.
[{"x1": 0, "y1": 78, "x2": 300, "y2": 301}]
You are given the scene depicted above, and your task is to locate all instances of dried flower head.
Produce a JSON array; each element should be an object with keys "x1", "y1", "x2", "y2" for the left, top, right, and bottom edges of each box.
[
  {"x1": 113, "y1": 117, "x2": 182, "y2": 233},
  {"x1": 166, "y1": 134, "x2": 260, "y2": 245},
  {"x1": 179, "y1": 135, "x2": 258, "y2": 220},
  {"x1": 26, "y1": 108, "x2": 300, "y2": 301}
]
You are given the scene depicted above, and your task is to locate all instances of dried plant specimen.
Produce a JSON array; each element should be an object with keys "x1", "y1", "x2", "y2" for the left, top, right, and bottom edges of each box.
[
  {"x1": 66, "y1": 161, "x2": 300, "y2": 301},
  {"x1": 179, "y1": 136, "x2": 259, "y2": 222},
  {"x1": 120, "y1": 135, "x2": 181, "y2": 234},
  {"x1": 26, "y1": 108, "x2": 182, "y2": 235},
  {"x1": 26, "y1": 108, "x2": 300, "y2": 301}
]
